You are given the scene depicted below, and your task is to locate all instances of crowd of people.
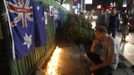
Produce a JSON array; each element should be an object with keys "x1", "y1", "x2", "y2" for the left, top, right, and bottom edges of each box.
[
  {"x1": 96, "y1": 8, "x2": 129, "y2": 42},
  {"x1": 84, "y1": 8, "x2": 129, "y2": 75}
]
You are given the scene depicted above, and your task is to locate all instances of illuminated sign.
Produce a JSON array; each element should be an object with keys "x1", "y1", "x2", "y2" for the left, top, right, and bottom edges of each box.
[{"x1": 85, "y1": 0, "x2": 92, "y2": 4}]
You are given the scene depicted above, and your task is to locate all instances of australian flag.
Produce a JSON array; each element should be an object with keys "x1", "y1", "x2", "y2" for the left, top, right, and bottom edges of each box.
[
  {"x1": 6, "y1": 0, "x2": 35, "y2": 59},
  {"x1": 32, "y1": 1, "x2": 47, "y2": 46}
]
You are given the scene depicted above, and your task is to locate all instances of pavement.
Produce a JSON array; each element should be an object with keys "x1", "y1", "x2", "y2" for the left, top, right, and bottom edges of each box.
[
  {"x1": 42, "y1": 43, "x2": 85, "y2": 75},
  {"x1": 116, "y1": 32, "x2": 134, "y2": 66},
  {"x1": 39, "y1": 32, "x2": 134, "y2": 75}
]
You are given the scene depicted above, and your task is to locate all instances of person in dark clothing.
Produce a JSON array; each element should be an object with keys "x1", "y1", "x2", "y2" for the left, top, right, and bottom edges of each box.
[
  {"x1": 108, "y1": 8, "x2": 118, "y2": 38},
  {"x1": 96, "y1": 10, "x2": 106, "y2": 27},
  {"x1": 120, "y1": 10, "x2": 129, "y2": 43}
]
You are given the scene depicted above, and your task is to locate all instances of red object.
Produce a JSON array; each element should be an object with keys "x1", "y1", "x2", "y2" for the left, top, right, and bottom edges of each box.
[
  {"x1": 105, "y1": 6, "x2": 112, "y2": 11},
  {"x1": 72, "y1": 0, "x2": 78, "y2": 2}
]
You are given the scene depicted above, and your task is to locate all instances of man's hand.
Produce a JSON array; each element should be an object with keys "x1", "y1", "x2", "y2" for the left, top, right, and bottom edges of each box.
[
  {"x1": 90, "y1": 65, "x2": 98, "y2": 72},
  {"x1": 84, "y1": 53, "x2": 95, "y2": 66},
  {"x1": 90, "y1": 40, "x2": 99, "y2": 52}
]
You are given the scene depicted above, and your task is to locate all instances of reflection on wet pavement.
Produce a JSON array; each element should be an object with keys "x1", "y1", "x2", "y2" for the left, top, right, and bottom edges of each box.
[
  {"x1": 117, "y1": 32, "x2": 134, "y2": 65},
  {"x1": 44, "y1": 44, "x2": 83, "y2": 75},
  {"x1": 44, "y1": 46, "x2": 61, "y2": 75},
  {"x1": 43, "y1": 32, "x2": 134, "y2": 75}
]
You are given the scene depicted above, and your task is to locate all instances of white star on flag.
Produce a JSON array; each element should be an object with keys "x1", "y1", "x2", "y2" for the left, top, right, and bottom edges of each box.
[
  {"x1": 42, "y1": 17, "x2": 44, "y2": 21},
  {"x1": 23, "y1": 33, "x2": 32, "y2": 49},
  {"x1": 37, "y1": 6, "x2": 40, "y2": 10},
  {"x1": 36, "y1": 6, "x2": 44, "y2": 22}
]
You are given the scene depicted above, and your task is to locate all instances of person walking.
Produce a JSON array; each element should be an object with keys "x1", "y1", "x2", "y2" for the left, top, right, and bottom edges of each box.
[
  {"x1": 120, "y1": 10, "x2": 129, "y2": 43},
  {"x1": 108, "y1": 8, "x2": 118, "y2": 38}
]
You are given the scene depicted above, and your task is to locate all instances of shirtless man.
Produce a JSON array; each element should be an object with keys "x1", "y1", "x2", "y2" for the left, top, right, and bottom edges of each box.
[{"x1": 84, "y1": 26, "x2": 115, "y2": 75}]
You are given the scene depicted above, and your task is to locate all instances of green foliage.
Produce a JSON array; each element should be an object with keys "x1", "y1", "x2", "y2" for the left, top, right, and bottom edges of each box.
[{"x1": 64, "y1": 13, "x2": 94, "y2": 45}]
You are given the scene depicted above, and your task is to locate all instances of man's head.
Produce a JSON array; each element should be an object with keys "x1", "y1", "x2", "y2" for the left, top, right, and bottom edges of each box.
[
  {"x1": 111, "y1": 8, "x2": 117, "y2": 16},
  {"x1": 94, "y1": 26, "x2": 107, "y2": 40}
]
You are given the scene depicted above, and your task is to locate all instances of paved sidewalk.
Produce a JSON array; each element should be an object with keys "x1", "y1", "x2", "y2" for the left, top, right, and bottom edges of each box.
[
  {"x1": 41, "y1": 34, "x2": 134, "y2": 75},
  {"x1": 43, "y1": 43, "x2": 87, "y2": 75},
  {"x1": 116, "y1": 32, "x2": 134, "y2": 66}
]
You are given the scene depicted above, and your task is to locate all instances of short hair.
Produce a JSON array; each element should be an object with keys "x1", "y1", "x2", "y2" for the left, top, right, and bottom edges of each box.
[{"x1": 95, "y1": 26, "x2": 107, "y2": 33}]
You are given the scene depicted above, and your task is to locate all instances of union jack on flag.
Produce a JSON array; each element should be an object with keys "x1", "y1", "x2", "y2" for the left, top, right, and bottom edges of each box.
[{"x1": 6, "y1": 0, "x2": 33, "y2": 28}]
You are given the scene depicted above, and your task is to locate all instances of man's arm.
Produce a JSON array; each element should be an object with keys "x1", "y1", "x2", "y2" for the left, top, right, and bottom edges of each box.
[
  {"x1": 90, "y1": 40, "x2": 99, "y2": 53},
  {"x1": 106, "y1": 38, "x2": 114, "y2": 65},
  {"x1": 84, "y1": 53, "x2": 96, "y2": 66}
]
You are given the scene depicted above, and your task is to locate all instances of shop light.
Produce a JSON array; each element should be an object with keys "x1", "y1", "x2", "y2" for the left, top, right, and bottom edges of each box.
[
  {"x1": 123, "y1": 3, "x2": 127, "y2": 7},
  {"x1": 62, "y1": 4, "x2": 70, "y2": 11},
  {"x1": 85, "y1": 0, "x2": 92, "y2": 4},
  {"x1": 97, "y1": 5, "x2": 101, "y2": 9}
]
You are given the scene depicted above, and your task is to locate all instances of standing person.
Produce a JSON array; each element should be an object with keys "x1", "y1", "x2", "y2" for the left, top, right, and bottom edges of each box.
[
  {"x1": 104, "y1": 9, "x2": 111, "y2": 31},
  {"x1": 84, "y1": 26, "x2": 117, "y2": 75},
  {"x1": 120, "y1": 10, "x2": 129, "y2": 43},
  {"x1": 108, "y1": 8, "x2": 118, "y2": 38},
  {"x1": 96, "y1": 10, "x2": 106, "y2": 27}
]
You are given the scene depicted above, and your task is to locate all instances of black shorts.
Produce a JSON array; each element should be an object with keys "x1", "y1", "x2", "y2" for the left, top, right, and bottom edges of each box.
[
  {"x1": 86, "y1": 52, "x2": 113, "y2": 75},
  {"x1": 86, "y1": 52, "x2": 102, "y2": 64}
]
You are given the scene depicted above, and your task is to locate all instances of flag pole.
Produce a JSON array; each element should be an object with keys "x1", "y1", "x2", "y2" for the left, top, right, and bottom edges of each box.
[{"x1": 3, "y1": 0, "x2": 16, "y2": 61}]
